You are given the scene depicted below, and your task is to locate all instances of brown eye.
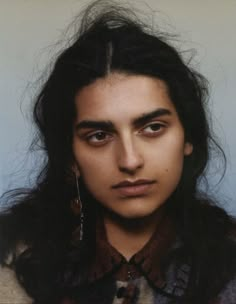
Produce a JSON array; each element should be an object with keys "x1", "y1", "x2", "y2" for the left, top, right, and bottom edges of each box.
[
  {"x1": 86, "y1": 131, "x2": 112, "y2": 146},
  {"x1": 148, "y1": 124, "x2": 162, "y2": 131},
  {"x1": 93, "y1": 132, "x2": 107, "y2": 140},
  {"x1": 141, "y1": 122, "x2": 166, "y2": 136}
]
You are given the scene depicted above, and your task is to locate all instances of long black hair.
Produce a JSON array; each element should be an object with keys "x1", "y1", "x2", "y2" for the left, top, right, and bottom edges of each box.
[{"x1": 0, "y1": 1, "x2": 235, "y2": 304}]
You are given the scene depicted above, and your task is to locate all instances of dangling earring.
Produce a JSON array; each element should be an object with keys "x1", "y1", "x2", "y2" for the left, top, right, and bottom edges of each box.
[{"x1": 71, "y1": 174, "x2": 84, "y2": 241}]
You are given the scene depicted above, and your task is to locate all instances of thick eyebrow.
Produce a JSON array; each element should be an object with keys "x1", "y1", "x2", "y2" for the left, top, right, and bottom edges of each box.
[
  {"x1": 75, "y1": 120, "x2": 115, "y2": 132},
  {"x1": 75, "y1": 108, "x2": 172, "y2": 131},
  {"x1": 133, "y1": 108, "x2": 172, "y2": 127}
]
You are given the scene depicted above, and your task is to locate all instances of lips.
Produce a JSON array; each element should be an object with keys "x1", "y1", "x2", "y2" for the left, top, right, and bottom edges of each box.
[{"x1": 112, "y1": 179, "x2": 156, "y2": 197}]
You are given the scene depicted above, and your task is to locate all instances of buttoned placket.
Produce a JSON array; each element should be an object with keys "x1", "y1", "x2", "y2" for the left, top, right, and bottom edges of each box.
[{"x1": 115, "y1": 260, "x2": 140, "y2": 303}]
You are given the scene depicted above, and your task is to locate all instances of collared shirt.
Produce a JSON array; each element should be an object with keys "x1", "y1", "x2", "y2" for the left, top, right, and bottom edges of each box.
[
  {"x1": 88, "y1": 214, "x2": 176, "y2": 287},
  {"x1": 62, "y1": 215, "x2": 236, "y2": 304},
  {"x1": 71, "y1": 214, "x2": 191, "y2": 304}
]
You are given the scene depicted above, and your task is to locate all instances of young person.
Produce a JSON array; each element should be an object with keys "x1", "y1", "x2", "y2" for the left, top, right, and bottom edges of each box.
[{"x1": 0, "y1": 2, "x2": 235, "y2": 304}]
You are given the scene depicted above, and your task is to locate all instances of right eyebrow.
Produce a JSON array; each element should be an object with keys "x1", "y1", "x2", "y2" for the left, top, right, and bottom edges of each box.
[{"x1": 75, "y1": 120, "x2": 115, "y2": 132}]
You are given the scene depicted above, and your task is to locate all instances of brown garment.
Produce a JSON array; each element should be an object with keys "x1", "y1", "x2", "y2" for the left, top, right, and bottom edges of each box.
[{"x1": 85, "y1": 214, "x2": 177, "y2": 300}]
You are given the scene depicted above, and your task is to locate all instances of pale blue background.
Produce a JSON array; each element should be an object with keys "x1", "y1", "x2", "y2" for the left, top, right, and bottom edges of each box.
[{"x1": 0, "y1": 0, "x2": 235, "y2": 214}]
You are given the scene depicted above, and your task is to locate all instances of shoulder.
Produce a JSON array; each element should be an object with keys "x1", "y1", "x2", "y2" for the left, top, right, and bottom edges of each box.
[{"x1": 0, "y1": 265, "x2": 32, "y2": 304}]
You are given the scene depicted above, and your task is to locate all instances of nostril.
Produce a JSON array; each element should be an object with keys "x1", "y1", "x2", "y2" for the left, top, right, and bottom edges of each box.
[
  {"x1": 118, "y1": 160, "x2": 143, "y2": 174},
  {"x1": 117, "y1": 139, "x2": 144, "y2": 172}
]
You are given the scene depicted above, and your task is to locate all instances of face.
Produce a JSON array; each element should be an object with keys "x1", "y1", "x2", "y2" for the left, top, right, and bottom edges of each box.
[{"x1": 73, "y1": 73, "x2": 193, "y2": 219}]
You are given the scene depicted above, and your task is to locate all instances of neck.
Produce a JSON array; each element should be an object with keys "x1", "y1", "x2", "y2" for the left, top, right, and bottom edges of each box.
[{"x1": 103, "y1": 208, "x2": 165, "y2": 260}]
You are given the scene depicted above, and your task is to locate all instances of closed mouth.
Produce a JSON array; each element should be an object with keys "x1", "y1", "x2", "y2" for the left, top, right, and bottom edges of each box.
[
  {"x1": 112, "y1": 180, "x2": 156, "y2": 197},
  {"x1": 112, "y1": 179, "x2": 156, "y2": 189}
]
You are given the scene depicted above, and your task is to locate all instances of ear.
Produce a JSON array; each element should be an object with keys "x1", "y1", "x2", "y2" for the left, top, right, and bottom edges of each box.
[{"x1": 184, "y1": 142, "x2": 193, "y2": 156}]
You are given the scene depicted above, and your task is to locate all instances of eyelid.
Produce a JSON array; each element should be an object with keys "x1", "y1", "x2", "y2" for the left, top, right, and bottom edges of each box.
[
  {"x1": 139, "y1": 121, "x2": 167, "y2": 134},
  {"x1": 84, "y1": 130, "x2": 113, "y2": 145},
  {"x1": 78, "y1": 128, "x2": 109, "y2": 137},
  {"x1": 141, "y1": 120, "x2": 167, "y2": 129}
]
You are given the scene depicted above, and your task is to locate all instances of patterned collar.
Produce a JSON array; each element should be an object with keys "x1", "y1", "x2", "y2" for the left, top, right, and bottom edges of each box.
[{"x1": 86, "y1": 213, "x2": 190, "y2": 297}]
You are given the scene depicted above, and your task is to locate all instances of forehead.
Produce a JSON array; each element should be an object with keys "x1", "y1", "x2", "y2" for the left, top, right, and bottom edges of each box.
[{"x1": 74, "y1": 73, "x2": 177, "y2": 122}]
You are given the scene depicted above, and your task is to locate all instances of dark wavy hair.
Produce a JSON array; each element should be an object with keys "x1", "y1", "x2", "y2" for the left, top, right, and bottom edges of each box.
[{"x1": 0, "y1": 1, "x2": 235, "y2": 304}]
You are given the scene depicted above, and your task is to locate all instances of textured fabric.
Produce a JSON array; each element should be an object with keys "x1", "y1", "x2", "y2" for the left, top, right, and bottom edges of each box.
[
  {"x1": 73, "y1": 261, "x2": 191, "y2": 304},
  {"x1": 0, "y1": 215, "x2": 235, "y2": 304},
  {"x1": 1, "y1": 268, "x2": 235, "y2": 304},
  {"x1": 66, "y1": 215, "x2": 236, "y2": 304},
  {"x1": 65, "y1": 273, "x2": 236, "y2": 304},
  {"x1": 217, "y1": 276, "x2": 236, "y2": 303},
  {"x1": 0, "y1": 266, "x2": 32, "y2": 304}
]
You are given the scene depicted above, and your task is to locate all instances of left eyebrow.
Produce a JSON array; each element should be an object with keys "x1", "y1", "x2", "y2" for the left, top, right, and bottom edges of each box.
[{"x1": 133, "y1": 108, "x2": 172, "y2": 127}]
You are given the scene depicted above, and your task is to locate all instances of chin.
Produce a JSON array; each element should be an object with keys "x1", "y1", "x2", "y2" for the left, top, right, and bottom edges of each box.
[
  {"x1": 101, "y1": 198, "x2": 165, "y2": 222},
  {"x1": 114, "y1": 206, "x2": 162, "y2": 221}
]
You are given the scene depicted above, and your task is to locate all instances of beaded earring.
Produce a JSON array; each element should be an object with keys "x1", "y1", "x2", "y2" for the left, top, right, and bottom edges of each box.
[{"x1": 71, "y1": 174, "x2": 84, "y2": 241}]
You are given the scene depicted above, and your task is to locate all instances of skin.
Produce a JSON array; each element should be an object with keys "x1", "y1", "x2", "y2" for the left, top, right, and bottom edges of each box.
[{"x1": 73, "y1": 72, "x2": 193, "y2": 258}]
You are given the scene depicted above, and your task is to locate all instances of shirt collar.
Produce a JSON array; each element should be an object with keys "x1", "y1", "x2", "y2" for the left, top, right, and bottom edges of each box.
[{"x1": 87, "y1": 213, "x2": 177, "y2": 290}]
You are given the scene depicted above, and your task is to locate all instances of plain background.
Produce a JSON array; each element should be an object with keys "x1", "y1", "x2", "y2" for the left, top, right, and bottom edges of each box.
[{"x1": 0, "y1": 0, "x2": 235, "y2": 214}]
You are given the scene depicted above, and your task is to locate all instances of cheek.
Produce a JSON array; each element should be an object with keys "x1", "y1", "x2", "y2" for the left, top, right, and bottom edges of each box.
[
  {"x1": 74, "y1": 144, "x2": 107, "y2": 171},
  {"x1": 75, "y1": 152, "x2": 112, "y2": 187},
  {"x1": 153, "y1": 140, "x2": 186, "y2": 182}
]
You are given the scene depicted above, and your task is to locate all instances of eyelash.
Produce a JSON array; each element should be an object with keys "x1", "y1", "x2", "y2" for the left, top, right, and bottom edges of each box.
[
  {"x1": 85, "y1": 131, "x2": 113, "y2": 145},
  {"x1": 84, "y1": 122, "x2": 166, "y2": 146},
  {"x1": 141, "y1": 122, "x2": 166, "y2": 136}
]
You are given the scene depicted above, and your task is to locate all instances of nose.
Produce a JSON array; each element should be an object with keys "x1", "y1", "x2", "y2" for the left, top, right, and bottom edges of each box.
[{"x1": 117, "y1": 135, "x2": 144, "y2": 174}]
